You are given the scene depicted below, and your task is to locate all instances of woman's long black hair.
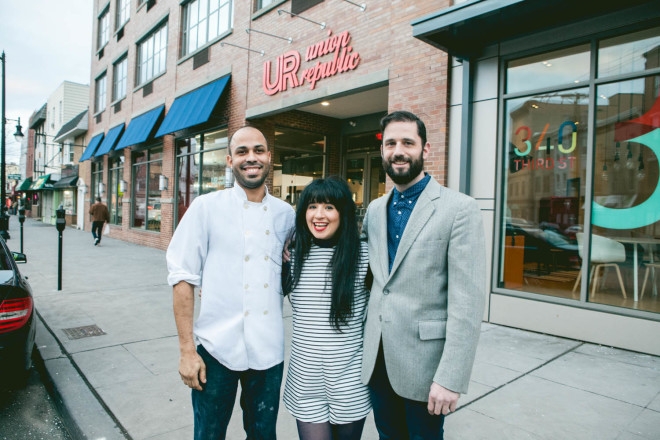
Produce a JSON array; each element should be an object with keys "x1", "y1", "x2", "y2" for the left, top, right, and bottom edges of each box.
[{"x1": 290, "y1": 176, "x2": 361, "y2": 331}]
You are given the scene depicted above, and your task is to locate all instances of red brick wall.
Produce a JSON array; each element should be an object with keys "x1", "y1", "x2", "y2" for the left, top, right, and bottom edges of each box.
[{"x1": 88, "y1": 0, "x2": 451, "y2": 250}]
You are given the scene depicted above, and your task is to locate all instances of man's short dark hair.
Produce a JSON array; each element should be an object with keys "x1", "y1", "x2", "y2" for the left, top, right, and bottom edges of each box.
[
  {"x1": 380, "y1": 111, "x2": 428, "y2": 146},
  {"x1": 95, "y1": 197, "x2": 101, "y2": 202}
]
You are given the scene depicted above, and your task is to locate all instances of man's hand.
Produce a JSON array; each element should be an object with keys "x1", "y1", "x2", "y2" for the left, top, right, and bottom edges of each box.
[
  {"x1": 179, "y1": 349, "x2": 206, "y2": 391},
  {"x1": 282, "y1": 238, "x2": 292, "y2": 263},
  {"x1": 427, "y1": 382, "x2": 459, "y2": 416}
]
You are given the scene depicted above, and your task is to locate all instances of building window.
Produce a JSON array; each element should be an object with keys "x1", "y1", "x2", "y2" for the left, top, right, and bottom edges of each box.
[
  {"x1": 257, "y1": 0, "x2": 275, "y2": 10},
  {"x1": 109, "y1": 157, "x2": 124, "y2": 225},
  {"x1": 116, "y1": 0, "x2": 130, "y2": 30},
  {"x1": 175, "y1": 129, "x2": 228, "y2": 225},
  {"x1": 132, "y1": 148, "x2": 163, "y2": 231},
  {"x1": 91, "y1": 161, "x2": 104, "y2": 203},
  {"x1": 498, "y1": 27, "x2": 660, "y2": 315},
  {"x1": 113, "y1": 56, "x2": 128, "y2": 101},
  {"x1": 272, "y1": 127, "x2": 326, "y2": 206},
  {"x1": 98, "y1": 6, "x2": 110, "y2": 49},
  {"x1": 291, "y1": 0, "x2": 322, "y2": 15},
  {"x1": 95, "y1": 72, "x2": 107, "y2": 114},
  {"x1": 181, "y1": 0, "x2": 232, "y2": 57},
  {"x1": 62, "y1": 189, "x2": 76, "y2": 215},
  {"x1": 137, "y1": 22, "x2": 168, "y2": 86},
  {"x1": 66, "y1": 143, "x2": 75, "y2": 163}
]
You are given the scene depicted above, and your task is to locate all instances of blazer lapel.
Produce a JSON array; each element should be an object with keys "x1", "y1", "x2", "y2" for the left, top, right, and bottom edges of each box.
[
  {"x1": 373, "y1": 191, "x2": 391, "y2": 282},
  {"x1": 388, "y1": 180, "x2": 441, "y2": 278}
]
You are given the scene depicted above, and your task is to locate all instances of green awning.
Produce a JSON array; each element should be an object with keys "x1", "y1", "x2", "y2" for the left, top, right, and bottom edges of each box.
[
  {"x1": 29, "y1": 174, "x2": 53, "y2": 190},
  {"x1": 16, "y1": 178, "x2": 33, "y2": 191}
]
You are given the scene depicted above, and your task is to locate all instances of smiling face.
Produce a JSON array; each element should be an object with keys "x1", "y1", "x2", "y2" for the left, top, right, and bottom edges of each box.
[
  {"x1": 305, "y1": 202, "x2": 341, "y2": 241},
  {"x1": 227, "y1": 127, "x2": 271, "y2": 193},
  {"x1": 381, "y1": 120, "x2": 430, "y2": 191}
]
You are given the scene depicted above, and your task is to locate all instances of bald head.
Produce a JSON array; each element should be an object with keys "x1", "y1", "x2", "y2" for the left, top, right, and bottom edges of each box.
[{"x1": 229, "y1": 126, "x2": 268, "y2": 156}]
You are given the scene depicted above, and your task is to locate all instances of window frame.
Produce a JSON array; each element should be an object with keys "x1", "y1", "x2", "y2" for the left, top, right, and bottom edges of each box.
[
  {"x1": 95, "y1": 72, "x2": 108, "y2": 114},
  {"x1": 112, "y1": 55, "x2": 128, "y2": 102},
  {"x1": 181, "y1": 0, "x2": 233, "y2": 57},
  {"x1": 115, "y1": 0, "x2": 130, "y2": 30},
  {"x1": 136, "y1": 20, "x2": 168, "y2": 87},
  {"x1": 98, "y1": 5, "x2": 110, "y2": 50}
]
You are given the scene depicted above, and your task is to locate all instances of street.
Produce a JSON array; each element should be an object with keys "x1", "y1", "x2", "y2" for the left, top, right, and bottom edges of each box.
[{"x1": 0, "y1": 360, "x2": 72, "y2": 440}]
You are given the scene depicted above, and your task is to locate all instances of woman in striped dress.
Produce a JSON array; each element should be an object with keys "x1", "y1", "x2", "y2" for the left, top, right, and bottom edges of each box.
[{"x1": 283, "y1": 177, "x2": 371, "y2": 440}]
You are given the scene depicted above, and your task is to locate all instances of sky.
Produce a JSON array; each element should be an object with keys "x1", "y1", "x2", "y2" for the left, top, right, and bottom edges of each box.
[{"x1": 0, "y1": 0, "x2": 93, "y2": 164}]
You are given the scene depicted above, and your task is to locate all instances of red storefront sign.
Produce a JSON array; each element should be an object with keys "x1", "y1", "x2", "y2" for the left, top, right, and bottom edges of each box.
[{"x1": 263, "y1": 30, "x2": 361, "y2": 96}]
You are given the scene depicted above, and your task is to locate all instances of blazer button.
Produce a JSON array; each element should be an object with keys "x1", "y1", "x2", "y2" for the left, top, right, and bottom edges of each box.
[{"x1": 383, "y1": 289, "x2": 389, "y2": 295}]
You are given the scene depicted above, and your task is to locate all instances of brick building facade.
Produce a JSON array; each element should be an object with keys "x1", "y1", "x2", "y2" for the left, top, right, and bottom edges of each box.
[{"x1": 84, "y1": 0, "x2": 451, "y2": 250}]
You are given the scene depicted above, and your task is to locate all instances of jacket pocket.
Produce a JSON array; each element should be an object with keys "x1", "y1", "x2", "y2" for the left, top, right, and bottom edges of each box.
[{"x1": 418, "y1": 320, "x2": 447, "y2": 340}]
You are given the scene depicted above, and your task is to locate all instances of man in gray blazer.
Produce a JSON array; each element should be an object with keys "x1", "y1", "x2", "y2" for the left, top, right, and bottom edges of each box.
[{"x1": 361, "y1": 110, "x2": 486, "y2": 439}]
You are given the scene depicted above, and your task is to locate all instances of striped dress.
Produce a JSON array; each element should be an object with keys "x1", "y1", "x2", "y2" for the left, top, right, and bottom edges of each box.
[{"x1": 283, "y1": 240, "x2": 371, "y2": 424}]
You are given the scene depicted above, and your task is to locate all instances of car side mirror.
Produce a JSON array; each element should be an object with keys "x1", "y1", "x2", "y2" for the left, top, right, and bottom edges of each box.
[{"x1": 12, "y1": 251, "x2": 27, "y2": 263}]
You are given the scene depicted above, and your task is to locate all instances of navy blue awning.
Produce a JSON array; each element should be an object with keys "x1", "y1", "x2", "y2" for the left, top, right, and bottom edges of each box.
[
  {"x1": 94, "y1": 123, "x2": 125, "y2": 157},
  {"x1": 155, "y1": 75, "x2": 230, "y2": 137},
  {"x1": 115, "y1": 105, "x2": 165, "y2": 150},
  {"x1": 79, "y1": 133, "x2": 105, "y2": 162}
]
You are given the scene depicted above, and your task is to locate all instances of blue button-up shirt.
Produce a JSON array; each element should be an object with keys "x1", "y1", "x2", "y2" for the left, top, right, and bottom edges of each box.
[{"x1": 387, "y1": 173, "x2": 431, "y2": 272}]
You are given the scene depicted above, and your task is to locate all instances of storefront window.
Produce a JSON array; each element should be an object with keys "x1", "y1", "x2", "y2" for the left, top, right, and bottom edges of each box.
[
  {"x1": 62, "y1": 190, "x2": 75, "y2": 215},
  {"x1": 91, "y1": 162, "x2": 103, "y2": 203},
  {"x1": 109, "y1": 157, "x2": 124, "y2": 225},
  {"x1": 499, "y1": 28, "x2": 660, "y2": 315},
  {"x1": 175, "y1": 129, "x2": 228, "y2": 225},
  {"x1": 132, "y1": 148, "x2": 163, "y2": 231},
  {"x1": 272, "y1": 127, "x2": 326, "y2": 206}
]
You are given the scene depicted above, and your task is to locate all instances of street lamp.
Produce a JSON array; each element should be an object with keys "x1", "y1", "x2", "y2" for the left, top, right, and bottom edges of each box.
[{"x1": 1, "y1": 51, "x2": 26, "y2": 240}]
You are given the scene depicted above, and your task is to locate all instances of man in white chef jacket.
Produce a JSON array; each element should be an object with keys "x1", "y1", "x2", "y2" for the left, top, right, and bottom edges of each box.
[{"x1": 167, "y1": 126, "x2": 295, "y2": 440}]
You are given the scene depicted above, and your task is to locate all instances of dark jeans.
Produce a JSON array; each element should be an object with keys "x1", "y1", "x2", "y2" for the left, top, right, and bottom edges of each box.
[
  {"x1": 192, "y1": 344, "x2": 283, "y2": 440},
  {"x1": 368, "y1": 344, "x2": 445, "y2": 440},
  {"x1": 92, "y1": 221, "x2": 104, "y2": 242}
]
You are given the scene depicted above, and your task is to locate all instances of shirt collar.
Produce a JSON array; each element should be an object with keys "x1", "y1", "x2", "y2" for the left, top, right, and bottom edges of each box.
[
  {"x1": 392, "y1": 173, "x2": 431, "y2": 202},
  {"x1": 231, "y1": 184, "x2": 269, "y2": 203}
]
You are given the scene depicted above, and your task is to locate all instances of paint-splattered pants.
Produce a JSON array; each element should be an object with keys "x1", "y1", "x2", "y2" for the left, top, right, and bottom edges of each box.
[{"x1": 192, "y1": 344, "x2": 283, "y2": 440}]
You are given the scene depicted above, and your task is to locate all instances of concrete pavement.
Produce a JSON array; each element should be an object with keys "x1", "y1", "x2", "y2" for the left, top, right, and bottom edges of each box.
[{"x1": 6, "y1": 217, "x2": 660, "y2": 439}]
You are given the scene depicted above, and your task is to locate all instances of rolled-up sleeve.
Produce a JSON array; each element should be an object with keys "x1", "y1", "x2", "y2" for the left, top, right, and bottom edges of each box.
[{"x1": 166, "y1": 197, "x2": 208, "y2": 287}]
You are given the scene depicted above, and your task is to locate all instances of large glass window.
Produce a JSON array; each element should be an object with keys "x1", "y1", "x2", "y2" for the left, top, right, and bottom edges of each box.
[
  {"x1": 498, "y1": 28, "x2": 660, "y2": 315},
  {"x1": 175, "y1": 129, "x2": 228, "y2": 225},
  {"x1": 272, "y1": 127, "x2": 326, "y2": 206},
  {"x1": 132, "y1": 148, "x2": 163, "y2": 231},
  {"x1": 95, "y1": 73, "x2": 107, "y2": 113},
  {"x1": 182, "y1": 0, "x2": 232, "y2": 56},
  {"x1": 113, "y1": 56, "x2": 128, "y2": 102},
  {"x1": 137, "y1": 22, "x2": 168, "y2": 86},
  {"x1": 116, "y1": 0, "x2": 130, "y2": 30},
  {"x1": 98, "y1": 7, "x2": 110, "y2": 49},
  {"x1": 109, "y1": 157, "x2": 124, "y2": 225},
  {"x1": 91, "y1": 162, "x2": 104, "y2": 203}
]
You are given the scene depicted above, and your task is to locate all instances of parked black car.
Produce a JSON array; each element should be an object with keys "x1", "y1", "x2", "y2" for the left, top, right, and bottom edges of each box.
[{"x1": 0, "y1": 239, "x2": 34, "y2": 383}]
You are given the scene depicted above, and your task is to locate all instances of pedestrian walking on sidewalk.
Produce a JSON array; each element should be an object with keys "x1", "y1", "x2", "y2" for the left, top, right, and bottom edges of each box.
[
  {"x1": 283, "y1": 177, "x2": 371, "y2": 440},
  {"x1": 167, "y1": 126, "x2": 295, "y2": 440},
  {"x1": 89, "y1": 197, "x2": 109, "y2": 246},
  {"x1": 361, "y1": 111, "x2": 487, "y2": 439}
]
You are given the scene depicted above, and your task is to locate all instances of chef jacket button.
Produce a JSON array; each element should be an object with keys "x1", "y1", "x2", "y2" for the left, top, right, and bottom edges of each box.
[
  {"x1": 244, "y1": 284, "x2": 249, "y2": 290},
  {"x1": 383, "y1": 289, "x2": 389, "y2": 295},
  {"x1": 265, "y1": 230, "x2": 270, "y2": 235},
  {"x1": 264, "y1": 255, "x2": 269, "y2": 261},
  {"x1": 245, "y1": 256, "x2": 250, "y2": 262},
  {"x1": 263, "y1": 206, "x2": 268, "y2": 211},
  {"x1": 264, "y1": 283, "x2": 269, "y2": 288}
]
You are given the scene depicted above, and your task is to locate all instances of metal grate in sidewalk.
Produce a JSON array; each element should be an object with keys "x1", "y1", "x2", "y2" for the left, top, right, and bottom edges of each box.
[{"x1": 61, "y1": 324, "x2": 107, "y2": 340}]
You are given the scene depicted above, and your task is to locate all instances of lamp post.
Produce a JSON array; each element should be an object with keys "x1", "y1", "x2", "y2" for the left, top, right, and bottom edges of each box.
[{"x1": 1, "y1": 51, "x2": 25, "y2": 240}]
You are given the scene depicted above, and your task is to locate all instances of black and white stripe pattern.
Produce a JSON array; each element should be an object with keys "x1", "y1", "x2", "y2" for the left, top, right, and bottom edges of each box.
[{"x1": 283, "y1": 241, "x2": 371, "y2": 424}]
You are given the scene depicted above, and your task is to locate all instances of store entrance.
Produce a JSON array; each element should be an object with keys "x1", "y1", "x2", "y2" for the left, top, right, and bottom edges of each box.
[{"x1": 343, "y1": 130, "x2": 385, "y2": 224}]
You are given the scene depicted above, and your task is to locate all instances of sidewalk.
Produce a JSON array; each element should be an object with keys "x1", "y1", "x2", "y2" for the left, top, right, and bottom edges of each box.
[{"x1": 8, "y1": 217, "x2": 660, "y2": 439}]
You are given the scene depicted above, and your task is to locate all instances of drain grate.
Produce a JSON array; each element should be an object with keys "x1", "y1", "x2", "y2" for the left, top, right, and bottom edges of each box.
[{"x1": 61, "y1": 325, "x2": 107, "y2": 340}]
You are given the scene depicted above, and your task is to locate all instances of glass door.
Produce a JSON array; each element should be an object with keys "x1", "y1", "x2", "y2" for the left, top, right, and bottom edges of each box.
[{"x1": 344, "y1": 153, "x2": 385, "y2": 225}]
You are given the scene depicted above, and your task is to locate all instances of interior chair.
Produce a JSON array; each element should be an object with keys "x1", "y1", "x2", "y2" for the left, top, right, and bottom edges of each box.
[
  {"x1": 572, "y1": 232, "x2": 627, "y2": 298},
  {"x1": 641, "y1": 262, "x2": 660, "y2": 299}
]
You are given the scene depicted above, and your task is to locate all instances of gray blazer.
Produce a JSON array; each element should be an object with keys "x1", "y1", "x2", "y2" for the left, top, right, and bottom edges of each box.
[{"x1": 361, "y1": 178, "x2": 486, "y2": 402}]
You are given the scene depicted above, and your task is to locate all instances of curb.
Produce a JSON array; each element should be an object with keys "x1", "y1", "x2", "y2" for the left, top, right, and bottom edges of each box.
[{"x1": 34, "y1": 311, "x2": 129, "y2": 440}]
